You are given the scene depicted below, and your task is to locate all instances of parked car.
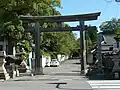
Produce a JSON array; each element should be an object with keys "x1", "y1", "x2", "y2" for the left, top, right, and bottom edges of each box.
[{"x1": 50, "y1": 59, "x2": 60, "y2": 67}]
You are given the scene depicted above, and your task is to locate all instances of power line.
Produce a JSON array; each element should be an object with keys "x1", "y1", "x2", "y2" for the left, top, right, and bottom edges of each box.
[
  {"x1": 103, "y1": 2, "x2": 109, "y2": 14},
  {"x1": 115, "y1": 3, "x2": 119, "y2": 18}
]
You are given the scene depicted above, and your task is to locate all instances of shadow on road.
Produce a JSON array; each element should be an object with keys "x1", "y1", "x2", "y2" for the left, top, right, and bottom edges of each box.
[
  {"x1": 72, "y1": 70, "x2": 80, "y2": 72},
  {"x1": 72, "y1": 62, "x2": 81, "y2": 65},
  {"x1": 13, "y1": 78, "x2": 59, "y2": 81},
  {"x1": 47, "y1": 82, "x2": 92, "y2": 90},
  {"x1": 47, "y1": 82, "x2": 67, "y2": 88},
  {"x1": 50, "y1": 72, "x2": 80, "y2": 76},
  {"x1": 59, "y1": 88, "x2": 93, "y2": 90}
]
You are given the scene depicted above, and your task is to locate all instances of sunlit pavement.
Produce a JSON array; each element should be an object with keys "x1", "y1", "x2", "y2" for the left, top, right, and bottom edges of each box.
[{"x1": 0, "y1": 59, "x2": 93, "y2": 90}]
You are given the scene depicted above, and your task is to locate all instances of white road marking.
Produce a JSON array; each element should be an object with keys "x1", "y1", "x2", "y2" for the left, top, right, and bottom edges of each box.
[{"x1": 88, "y1": 80, "x2": 120, "y2": 89}]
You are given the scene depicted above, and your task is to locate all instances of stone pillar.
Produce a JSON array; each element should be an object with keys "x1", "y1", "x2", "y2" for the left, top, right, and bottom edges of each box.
[
  {"x1": 112, "y1": 54, "x2": 120, "y2": 72},
  {"x1": 34, "y1": 22, "x2": 43, "y2": 75},
  {"x1": 112, "y1": 59, "x2": 120, "y2": 72},
  {"x1": 15, "y1": 65, "x2": 20, "y2": 77},
  {"x1": 57, "y1": 54, "x2": 61, "y2": 62},
  {"x1": 13, "y1": 46, "x2": 16, "y2": 56},
  {"x1": 3, "y1": 38, "x2": 7, "y2": 52},
  {"x1": 98, "y1": 32, "x2": 103, "y2": 67},
  {"x1": 0, "y1": 51, "x2": 10, "y2": 80},
  {"x1": 80, "y1": 21, "x2": 87, "y2": 75},
  {"x1": 28, "y1": 52, "x2": 32, "y2": 70}
]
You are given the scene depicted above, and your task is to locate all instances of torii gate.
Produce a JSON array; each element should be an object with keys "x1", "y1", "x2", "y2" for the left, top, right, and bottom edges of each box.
[{"x1": 20, "y1": 12, "x2": 101, "y2": 75}]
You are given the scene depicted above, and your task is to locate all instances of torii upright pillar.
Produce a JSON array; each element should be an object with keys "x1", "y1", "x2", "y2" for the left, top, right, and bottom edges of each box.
[
  {"x1": 80, "y1": 21, "x2": 87, "y2": 75},
  {"x1": 34, "y1": 22, "x2": 43, "y2": 75}
]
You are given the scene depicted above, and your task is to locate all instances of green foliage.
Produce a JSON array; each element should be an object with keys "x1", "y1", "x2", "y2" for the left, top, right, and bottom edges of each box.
[
  {"x1": 0, "y1": 18, "x2": 24, "y2": 41},
  {"x1": 0, "y1": 0, "x2": 61, "y2": 41},
  {"x1": 42, "y1": 31, "x2": 78, "y2": 56},
  {"x1": 114, "y1": 28, "x2": 120, "y2": 41},
  {"x1": 100, "y1": 18, "x2": 120, "y2": 34},
  {"x1": 100, "y1": 18, "x2": 120, "y2": 41},
  {"x1": 0, "y1": 0, "x2": 79, "y2": 59},
  {"x1": 16, "y1": 40, "x2": 32, "y2": 60},
  {"x1": 87, "y1": 26, "x2": 98, "y2": 46},
  {"x1": 0, "y1": 0, "x2": 61, "y2": 59},
  {"x1": 76, "y1": 26, "x2": 98, "y2": 53},
  {"x1": 87, "y1": 27, "x2": 98, "y2": 51},
  {"x1": 16, "y1": 40, "x2": 32, "y2": 53}
]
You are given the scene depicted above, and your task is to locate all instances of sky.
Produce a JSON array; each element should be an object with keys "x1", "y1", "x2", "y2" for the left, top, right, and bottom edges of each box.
[{"x1": 57, "y1": 0, "x2": 120, "y2": 38}]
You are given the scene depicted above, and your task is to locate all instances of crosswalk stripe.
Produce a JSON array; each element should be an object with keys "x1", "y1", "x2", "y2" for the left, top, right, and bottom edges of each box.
[
  {"x1": 88, "y1": 80, "x2": 120, "y2": 83},
  {"x1": 92, "y1": 86, "x2": 120, "y2": 89},
  {"x1": 87, "y1": 80, "x2": 120, "y2": 89},
  {"x1": 90, "y1": 84, "x2": 120, "y2": 85}
]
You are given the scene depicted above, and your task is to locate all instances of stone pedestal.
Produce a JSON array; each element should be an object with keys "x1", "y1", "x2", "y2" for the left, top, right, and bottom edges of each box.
[
  {"x1": 87, "y1": 53, "x2": 93, "y2": 64},
  {"x1": 10, "y1": 63, "x2": 16, "y2": 78},
  {"x1": 112, "y1": 54, "x2": 120, "y2": 72},
  {"x1": 112, "y1": 55, "x2": 120, "y2": 79},
  {"x1": 15, "y1": 65, "x2": 20, "y2": 77},
  {"x1": 0, "y1": 51, "x2": 10, "y2": 80},
  {"x1": 112, "y1": 59, "x2": 120, "y2": 72},
  {"x1": 46, "y1": 56, "x2": 51, "y2": 67}
]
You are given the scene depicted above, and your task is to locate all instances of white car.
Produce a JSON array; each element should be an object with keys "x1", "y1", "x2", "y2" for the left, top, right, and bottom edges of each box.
[{"x1": 50, "y1": 59, "x2": 60, "y2": 67}]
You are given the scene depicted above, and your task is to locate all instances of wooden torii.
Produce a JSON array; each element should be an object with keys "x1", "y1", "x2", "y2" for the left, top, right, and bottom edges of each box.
[{"x1": 20, "y1": 12, "x2": 101, "y2": 75}]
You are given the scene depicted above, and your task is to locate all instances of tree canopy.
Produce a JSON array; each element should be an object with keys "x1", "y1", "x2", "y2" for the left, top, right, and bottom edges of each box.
[
  {"x1": 99, "y1": 18, "x2": 120, "y2": 34},
  {"x1": 100, "y1": 18, "x2": 120, "y2": 42},
  {"x1": 0, "y1": 0, "x2": 98, "y2": 60},
  {"x1": 0, "y1": 0, "x2": 80, "y2": 59}
]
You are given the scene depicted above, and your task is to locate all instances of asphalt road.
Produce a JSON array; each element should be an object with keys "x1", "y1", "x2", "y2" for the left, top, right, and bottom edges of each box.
[
  {"x1": 0, "y1": 59, "x2": 92, "y2": 90},
  {"x1": 44, "y1": 59, "x2": 81, "y2": 76}
]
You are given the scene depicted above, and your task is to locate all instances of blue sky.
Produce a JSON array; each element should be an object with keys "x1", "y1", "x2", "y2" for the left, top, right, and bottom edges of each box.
[{"x1": 57, "y1": 0, "x2": 120, "y2": 38}]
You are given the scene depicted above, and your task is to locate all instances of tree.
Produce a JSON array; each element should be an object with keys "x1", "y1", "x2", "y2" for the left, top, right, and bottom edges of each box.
[
  {"x1": 0, "y1": 0, "x2": 61, "y2": 56},
  {"x1": 87, "y1": 26, "x2": 98, "y2": 49},
  {"x1": 100, "y1": 18, "x2": 120, "y2": 47},
  {"x1": 76, "y1": 25, "x2": 98, "y2": 54},
  {"x1": 99, "y1": 18, "x2": 120, "y2": 34},
  {"x1": 42, "y1": 30, "x2": 78, "y2": 58},
  {"x1": 0, "y1": 0, "x2": 80, "y2": 60}
]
